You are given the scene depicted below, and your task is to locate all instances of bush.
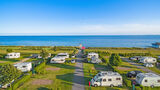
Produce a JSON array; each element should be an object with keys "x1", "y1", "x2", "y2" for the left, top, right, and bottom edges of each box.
[
  {"x1": 135, "y1": 86, "x2": 142, "y2": 90},
  {"x1": 123, "y1": 78, "x2": 132, "y2": 87},
  {"x1": 11, "y1": 72, "x2": 32, "y2": 90},
  {"x1": 34, "y1": 61, "x2": 46, "y2": 74}
]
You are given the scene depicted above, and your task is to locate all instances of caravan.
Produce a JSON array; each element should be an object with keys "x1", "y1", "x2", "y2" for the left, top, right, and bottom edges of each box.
[
  {"x1": 139, "y1": 57, "x2": 157, "y2": 63},
  {"x1": 91, "y1": 71, "x2": 122, "y2": 87},
  {"x1": 136, "y1": 73, "x2": 160, "y2": 87},
  {"x1": 5, "y1": 52, "x2": 20, "y2": 59},
  {"x1": 87, "y1": 52, "x2": 99, "y2": 58},
  {"x1": 57, "y1": 53, "x2": 69, "y2": 58},
  {"x1": 14, "y1": 62, "x2": 32, "y2": 72},
  {"x1": 50, "y1": 56, "x2": 66, "y2": 63}
]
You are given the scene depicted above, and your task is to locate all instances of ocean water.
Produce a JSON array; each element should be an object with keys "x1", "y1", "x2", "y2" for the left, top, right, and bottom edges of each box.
[{"x1": 0, "y1": 35, "x2": 160, "y2": 47}]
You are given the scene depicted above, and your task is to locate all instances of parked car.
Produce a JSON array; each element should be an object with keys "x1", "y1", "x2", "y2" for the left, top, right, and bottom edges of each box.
[
  {"x1": 71, "y1": 59, "x2": 76, "y2": 63},
  {"x1": 129, "y1": 56, "x2": 142, "y2": 61},
  {"x1": 127, "y1": 71, "x2": 142, "y2": 78},
  {"x1": 144, "y1": 63, "x2": 154, "y2": 67}
]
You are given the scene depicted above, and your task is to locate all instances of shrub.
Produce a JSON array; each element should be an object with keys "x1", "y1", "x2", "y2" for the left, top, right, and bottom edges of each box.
[
  {"x1": 34, "y1": 61, "x2": 46, "y2": 74},
  {"x1": 123, "y1": 78, "x2": 132, "y2": 87}
]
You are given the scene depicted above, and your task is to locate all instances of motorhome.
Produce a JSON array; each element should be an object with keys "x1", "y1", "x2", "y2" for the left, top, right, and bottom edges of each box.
[
  {"x1": 57, "y1": 53, "x2": 69, "y2": 58},
  {"x1": 5, "y1": 52, "x2": 20, "y2": 59},
  {"x1": 50, "y1": 56, "x2": 66, "y2": 63},
  {"x1": 91, "y1": 56, "x2": 102, "y2": 64},
  {"x1": 14, "y1": 62, "x2": 32, "y2": 72},
  {"x1": 87, "y1": 52, "x2": 99, "y2": 58},
  {"x1": 91, "y1": 71, "x2": 123, "y2": 87},
  {"x1": 139, "y1": 57, "x2": 157, "y2": 63},
  {"x1": 136, "y1": 73, "x2": 160, "y2": 87}
]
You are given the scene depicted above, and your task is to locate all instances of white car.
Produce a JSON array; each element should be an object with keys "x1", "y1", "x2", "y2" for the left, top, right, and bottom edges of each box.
[
  {"x1": 144, "y1": 63, "x2": 154, "y2": 67},
  {"x1": 71, "y1": 59, "x2": 76, "y2": 63}
]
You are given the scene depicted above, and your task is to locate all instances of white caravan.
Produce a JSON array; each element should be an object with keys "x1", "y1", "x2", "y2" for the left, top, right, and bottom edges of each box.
[
  {"x1": 87, "y1": 52, "x2": 99, "y2": 58},
  {"x1": 136, "y1": 73, "x2": 160, "y2": 87},
  {"x1": 91, "y1": 71, "x2": 123, "y2": 87},
  {"x1": 5, "y1": 52, "x2": 20, "y2": 59},
  {"x1": 91, "y1": 56, "x2": 102, "y2": 64},
  {"x1": 139, "y1": 57, "x2": 157, "y2": 63},
  {"x1": 57, "y1": 53, "x2": 69, "y2": 58},
  {"x1": 14, "y1": 62, "x2": 32, "y2": 72},
  {"x1": 50, "y1": 56, "x2": 66, "y2": 63}
]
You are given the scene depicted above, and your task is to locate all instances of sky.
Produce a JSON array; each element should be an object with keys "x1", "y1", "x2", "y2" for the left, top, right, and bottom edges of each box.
[{"x1": 0, "y1": 0, "x2": 160, "y2": 35}]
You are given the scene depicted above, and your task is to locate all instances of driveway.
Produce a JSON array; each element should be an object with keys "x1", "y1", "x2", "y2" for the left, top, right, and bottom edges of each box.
[
  {"x1": 122, "y1": 57, "x2": 158, "y2": 74},
  {"x1": 72, "y1": 50, "x2": 85, "y2": 90}
]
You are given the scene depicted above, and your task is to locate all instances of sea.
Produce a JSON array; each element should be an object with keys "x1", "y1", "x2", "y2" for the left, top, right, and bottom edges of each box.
[{"x1": 0, "y1": 35, "x2": 160, "y2": 47}]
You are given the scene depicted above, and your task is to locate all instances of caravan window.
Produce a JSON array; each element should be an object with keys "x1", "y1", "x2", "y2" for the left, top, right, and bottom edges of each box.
[
  {"x1": 116, "y1": 78, "x2": 121, "y2": 80},
  {"x1": 108, "y1": 79, "x2": 112, "y2": 81},
  {"x1": 144, "y1": 80, "x2": 148, "y2": 82},
  {"x1": 22, "y1": 66, "x2": 26, "y2": 68},
  {"x1": 103, "y1": 79, "x2": 106, "y2": 82},
  {"x1": 158, "y1": 80, "x2": 160, "y2": 83}
]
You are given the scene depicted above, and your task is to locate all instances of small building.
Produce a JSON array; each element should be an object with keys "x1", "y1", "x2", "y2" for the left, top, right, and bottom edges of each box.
[
  {"x1": 91, "y1": 56, "x2": 102, "y2": 64},
  {"x1": 5, "y1": 52, "x2": 20, "y2": 59},
  {"x1": 87, "y1": 52, "x2": 99, "y2": 58},
  {"x1": 91, "y1": 71, "x2": 122, "y2": 87},
  {"x1": 139, "y1": 57, "x2": 157, "y2": 63},
  {"x1": 152, "y1": 42, "x2": 160, "y2": 48},
  {"x1": 57, "y1": 53, "x2": 69, "y2": 58},
  {"x1": 14, "y1": 62, "x2": 32, "y2": 72},
  {"x1": 136, "y1": 73, "x2": 160, "y2": 87},
  {"x1": 50, "y1": 56, "x2": 66, "y2": 63}
]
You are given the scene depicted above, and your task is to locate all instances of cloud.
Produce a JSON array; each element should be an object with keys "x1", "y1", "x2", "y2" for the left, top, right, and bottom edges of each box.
[{"x1": 79, "y1": 24, "x2": 160, "y2": 35}]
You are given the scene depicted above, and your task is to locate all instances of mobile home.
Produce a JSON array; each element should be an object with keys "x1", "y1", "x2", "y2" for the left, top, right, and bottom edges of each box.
[
  {"x1": 14, "y1": 62, "x2": 32, "y2": 72},
  {"x1": 91, "y1": 56, "x2": 102, "y2": 64},
  {"x1": 50, "y1": 56, "x2": 66, "y2": 63},
  {"x1": 136, "y1": 73, "x2": 160, "y2": 87},
  {"x1": 91, "y1": 71, "x2": 122, "y2": 87},
  {"x1": 139, "y1": 57, "x2": 157, "y2": 63},
  {"x1": 87, "y1": 52, "x2": 99, "y2": 58},
  {"x1": 5, "y1": 52, "x2": 20, "y2": 59},
  {"x1": 57, "y1": 53, "x2": 69, "y2": 58}
]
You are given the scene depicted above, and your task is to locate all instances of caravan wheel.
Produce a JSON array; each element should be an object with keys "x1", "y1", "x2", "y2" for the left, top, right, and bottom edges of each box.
[
  {"x1": 110, "y1": 84, "x2": 114, "y2": 87},
  {"x1": 151, "y1": 85, "x2": 154, "y2": 88},
  {"x1": 94, "y1": 84, "x2": 98, "y2": 87}
]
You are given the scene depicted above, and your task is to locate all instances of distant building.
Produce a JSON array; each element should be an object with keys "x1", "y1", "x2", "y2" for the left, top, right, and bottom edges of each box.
[
  {"x1": 87, "y1": 52, "x2": 99, "y2": 58},
  {"x1": 152, "y1": 42, "x2": 160, "y2": 48},
  {"x1": 5, "y1": 52, "x2": 20, "y2": 59}
]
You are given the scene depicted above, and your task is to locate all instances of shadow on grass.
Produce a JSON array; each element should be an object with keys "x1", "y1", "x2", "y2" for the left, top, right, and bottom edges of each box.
[
  {"x1": 37, "y1": 87, "x2": 50, "y2": 90},
  {"x1": 56, "y1": 73, "x2": 89, "y2": 85},
  {"x1": 0, "y1": 58, "x2": 19, "y2": 62},
  {"x1": 47, "y1": 63, "x2": 81, "y2": 70}
]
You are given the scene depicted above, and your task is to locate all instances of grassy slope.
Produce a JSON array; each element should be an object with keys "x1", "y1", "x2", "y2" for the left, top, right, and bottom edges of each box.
[{"x1": 18, "y1": 63, "x2": 75, "y2": 90}]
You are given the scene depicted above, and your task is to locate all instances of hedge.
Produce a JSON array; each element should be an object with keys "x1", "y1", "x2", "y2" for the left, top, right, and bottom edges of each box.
[
  {"x1": 8, "y1": 72, "x2": 32, "y2": 90},
  {"x1": 34, "y1": 61, "x2": 46, "y2": 74}
]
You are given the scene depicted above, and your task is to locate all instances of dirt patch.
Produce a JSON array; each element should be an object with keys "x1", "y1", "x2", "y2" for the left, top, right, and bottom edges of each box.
[
  {"x1": 46, "y1": 67, "x2": 60, "y2": 71},
  {"x1": 117, "y1": 67, "x2": 132, "y2": 71},
  {"x1": 0, "y1": 61, "x2": 6, "y2": 63},
  {"x1": 32, "y1": 79, "x2": 53, "y2": 85}
]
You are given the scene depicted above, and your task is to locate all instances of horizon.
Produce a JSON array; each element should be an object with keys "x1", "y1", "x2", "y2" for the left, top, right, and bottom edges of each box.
[{"x1": 1, "y1": 0, "x2": 160, "y2": 35}]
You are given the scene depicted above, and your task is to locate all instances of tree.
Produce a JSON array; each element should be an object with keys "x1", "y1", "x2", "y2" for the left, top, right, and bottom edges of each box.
[
  {"x1": 53, "y1": 46, "x2": 57, "y2": 52},
  {"x1": 109, "y1": 53, "x2": 122, "y2": 66},
  {"x1": 6, "y1": 49, "x2": 13, "y2": 53},
  {"x1": 40, "y1": 49, "x2": 49, "y2": 60},
  {"x1": 0, "y1": 64, "x2": 21, "y2": 85}
]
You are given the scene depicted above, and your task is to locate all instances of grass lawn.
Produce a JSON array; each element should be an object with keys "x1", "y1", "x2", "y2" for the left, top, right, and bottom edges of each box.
[{"x1": 17, "y1": 63, "x2": 75, "y2": 90}]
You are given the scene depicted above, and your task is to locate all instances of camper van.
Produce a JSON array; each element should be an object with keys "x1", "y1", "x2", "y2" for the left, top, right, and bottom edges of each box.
[
  {"x1": 91, "y1": 71, "x2": 123, "y2": 87},
  {"x1": 14, "y1": 62, "x2": 32, "y2": 72},
  {"x1": 87, "y1": 52, "x2": 99, "y2": 58},
  {"x1": 91, "y1": 56, "x2": 102, "y2": 64},
  {"x1": 139, "y1": 57, "x2": 157, "y2": 63},
  {"x1": 50, "y1": 56, "x2": 66, "y2": 63},
  {"x1": 5, "y1": 52, "x2": 20, "y2": 59},
  {"x1": 57, "y1": 53, "x2": 69, "y2": 58},
  {"x1": 136, "y1": 73, "x2": 160, "y2": 87}
]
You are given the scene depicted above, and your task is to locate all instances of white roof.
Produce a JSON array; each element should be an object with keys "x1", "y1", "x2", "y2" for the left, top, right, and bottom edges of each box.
[
  {"x1": 138, "y1": 73, "x2": 160, "y2": 78},
  {"x1": 52, "y1": 56, "x2": 65, "y2": 59},
  {"x1": 99, "y1": 71, "x2": 121, "y2": 76},
  {"x1": 14, "y1": 62, "x2": 31, "y2": 66},
  {"x1": 141, "y1": 57, "x2": 155, "y2": 59},
  {"x1": 88, "y1": 52, "x2": 98, "y2": 55},
  {"x1": 7, "y1": 52, "x2": 20, "y2": 54},
  {"x1": 57, "y1": 53, "x2": 69, "y2": 55}
]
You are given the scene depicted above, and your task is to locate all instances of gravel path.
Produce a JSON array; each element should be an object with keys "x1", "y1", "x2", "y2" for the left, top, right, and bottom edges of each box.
[{"x1": 72, "y1": 50, "x2": 85, "y2": 90}]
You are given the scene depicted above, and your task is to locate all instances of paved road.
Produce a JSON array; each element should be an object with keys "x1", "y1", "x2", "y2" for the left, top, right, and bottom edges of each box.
[
  {"x1": 122, "y1": 57, "x2": 158, "y2": 74},
  {"x1": 72, "y1": 50, "x2": 85, "y2": 90}
]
